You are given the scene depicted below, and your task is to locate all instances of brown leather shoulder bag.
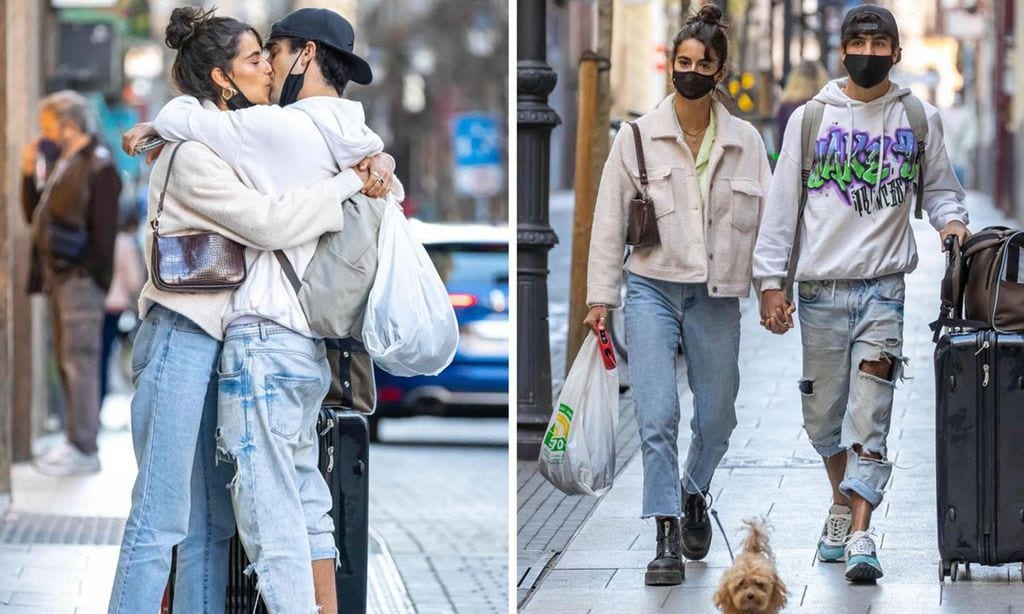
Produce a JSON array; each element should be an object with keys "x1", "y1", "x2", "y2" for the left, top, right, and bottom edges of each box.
[{"x1": 150, "y1": 143, "x2": 247, "y2": 293}]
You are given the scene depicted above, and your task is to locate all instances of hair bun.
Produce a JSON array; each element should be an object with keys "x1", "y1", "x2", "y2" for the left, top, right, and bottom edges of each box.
[
  {"x1": 694, "y1": 5, "x2": 726, "y2": 28},
  {"x1": 165, "y1": 6, "x2": 209, "y2": 50}
]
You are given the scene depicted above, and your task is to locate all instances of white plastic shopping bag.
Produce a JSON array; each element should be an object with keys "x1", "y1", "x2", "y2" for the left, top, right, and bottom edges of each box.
[
  {"x1": 362, "y1": 202, "x2": 459, "y2": 376},
  {"x1": 539, "y1": 331, "x2": 619, "y2": 496}
]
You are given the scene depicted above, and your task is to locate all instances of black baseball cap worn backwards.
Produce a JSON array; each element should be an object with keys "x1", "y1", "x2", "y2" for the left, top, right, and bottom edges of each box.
[
  {"x1": 841, "y1": 5, "x2": 900, "y2": 48},
  {"x1": 270, "y1": 8, "x2": 373, "y2": 85}
]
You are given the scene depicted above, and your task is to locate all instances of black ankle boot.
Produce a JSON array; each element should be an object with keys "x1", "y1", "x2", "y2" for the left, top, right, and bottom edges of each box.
[
  {"x1": 680, "y1": 490, "x2": 713, "y2": 560},
  {"x1": 645, "y1": 516, "x2": 684, "y2": 586}
]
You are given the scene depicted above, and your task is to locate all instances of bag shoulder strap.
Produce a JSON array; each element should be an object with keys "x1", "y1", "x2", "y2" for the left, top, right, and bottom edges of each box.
[
  {"x1": 274, "y1": 249, "x2": 302, "y2": 294},
  {"x1": 783, "y1": 100, "x2": 825, "y2": 301},
  {"x1": 899, "y1": 93, "x2": 929, "y2": 220},
  {"x1": 628, "y1": 121, "x2": 648, "y2": 195},
  {"x1": 151, "y1": 142, "x2": 185, "y2": 237}
]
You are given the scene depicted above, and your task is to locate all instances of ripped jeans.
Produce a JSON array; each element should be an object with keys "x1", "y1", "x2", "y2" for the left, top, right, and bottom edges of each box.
[
  {"x1": 217, "y1": 320, "x2": 335, "y2": 614},
  {"x1": 797, "y1": 274, "x2": 907, "y2": 508}
]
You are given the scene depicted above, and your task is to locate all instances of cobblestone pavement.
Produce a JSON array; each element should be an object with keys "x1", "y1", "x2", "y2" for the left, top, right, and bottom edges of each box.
[
  {"x1": 372, "y1": 416, "x2": 509, "y2": 614},
  {"x1": 522, "y1": 192, "x2": 1024, "y2": 613}
]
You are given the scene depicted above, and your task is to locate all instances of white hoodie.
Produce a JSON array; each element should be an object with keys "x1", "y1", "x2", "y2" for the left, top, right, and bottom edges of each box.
[
  {"x1": 753, "y1": 79, "x2": 968, "y2": 290},
  {"x1": 153, "y1": 96, "x2": 404, "y2": 336}
]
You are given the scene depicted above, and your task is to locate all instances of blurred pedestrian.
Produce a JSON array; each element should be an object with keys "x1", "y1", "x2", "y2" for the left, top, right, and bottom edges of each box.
[
  {"x1": 99, "y1": 208, "x2": 145, "y2": 408},
  {"x1": 22, "y1": 90, "x2": 122, "y2": 477},
  {"x1": 754, "y1": 5, "x2": 969, "y2": 583},
  {"x1": 584, "y1": 6, "x2": 771, "y2": 586},
  {"x1": 21, "y1": 137, "x2": 61, "y2": 294},
  {"x1": 777, "y1": 60, "x2": 830, "y2": 146}
]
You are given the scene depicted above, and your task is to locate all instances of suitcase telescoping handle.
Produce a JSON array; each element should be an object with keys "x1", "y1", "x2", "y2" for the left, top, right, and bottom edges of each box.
[
  {"x1": 943, "y1": 235, "x2": 961, "y2": 315},
  {"x1": 932, "y1": 235, "x2": 968, "y2": 342},
  {"x1": 944, "y1": 235, "x2": 958, "y2": 257}
]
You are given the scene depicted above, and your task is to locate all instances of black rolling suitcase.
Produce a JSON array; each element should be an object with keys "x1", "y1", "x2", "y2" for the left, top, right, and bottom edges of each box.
[
  {"x1": 164, "y1": 409, "x2": 371, "y2": 613},
  {"x1": 934, "y1": 330, "x2": 1024, "y2": 582},
  {"x1": 224, "y1": 408, "x2": 371, "y2": 613}
]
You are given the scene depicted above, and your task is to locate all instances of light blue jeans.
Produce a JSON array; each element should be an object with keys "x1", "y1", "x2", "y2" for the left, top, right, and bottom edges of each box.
[
  {"x1": 624, "y1": 273, "x2": 741, "y2": 518},
  {"x1": 216, "y1": 321, "x2": 335, "y2": 614},
  {"x1": 797, "y1": 274, "x2": 907, "y2": 508},
  {"x1": 108, "y1": 304, "x2": 236, "y2": 613}
]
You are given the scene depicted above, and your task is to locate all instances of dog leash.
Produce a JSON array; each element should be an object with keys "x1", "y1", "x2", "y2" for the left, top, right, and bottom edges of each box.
[{"x1": 685, "y1": 473, "x2": 735, "y2": 563}]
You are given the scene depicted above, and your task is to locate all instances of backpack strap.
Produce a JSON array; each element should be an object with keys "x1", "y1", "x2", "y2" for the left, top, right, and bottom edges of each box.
[
  {"x1": 783, "y1": 100, "x2": 825, "y2": 301},
  {"x1": 274, "y1": 250, "x2": 302, "y2": 294},
  {"x1": 899, "y1": 93, "x2": 929, "y2": 220}
]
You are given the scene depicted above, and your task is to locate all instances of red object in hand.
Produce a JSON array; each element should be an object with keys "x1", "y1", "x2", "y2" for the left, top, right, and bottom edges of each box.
[{"x1": 596, "y1": 327, "x2": 616, "y2": 370}]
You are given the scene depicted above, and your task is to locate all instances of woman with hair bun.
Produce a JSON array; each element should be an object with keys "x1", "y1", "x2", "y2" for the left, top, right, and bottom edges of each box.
[
  {"x1": 107, "y1": 7, "x2": 377, "y2": 612},
  {"x1": 584, "y1": 5, "x2": 771, "y2": 586}
]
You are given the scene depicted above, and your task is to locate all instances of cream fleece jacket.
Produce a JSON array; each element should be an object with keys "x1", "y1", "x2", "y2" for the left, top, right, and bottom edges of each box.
[
  {"x1": 139, "y1": 140, "x2": 364, "y2": 340},
  {"x1": 587, "y1": 96, "x2": 772, "y2": 308}
]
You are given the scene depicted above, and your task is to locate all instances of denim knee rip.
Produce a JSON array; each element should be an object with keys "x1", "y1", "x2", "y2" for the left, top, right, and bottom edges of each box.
[{"x1": 840, "y1": 348, "x2": 908, "y2": 508}]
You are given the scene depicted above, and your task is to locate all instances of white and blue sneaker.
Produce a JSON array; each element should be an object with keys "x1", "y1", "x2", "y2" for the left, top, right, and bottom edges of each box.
[
  {"x1": 844, "y1": 530, "x2": 883, "y2": 582},
  {"x1": 817, "y1": 504, "x2": 852, "y2": 563}
]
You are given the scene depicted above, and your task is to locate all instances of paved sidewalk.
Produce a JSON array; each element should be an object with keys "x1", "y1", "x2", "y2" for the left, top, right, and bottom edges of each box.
[
  {"x1": 522, "y1": 192, "x2": 1024, "y2": 613},
  {"x1": 372, "y1": 418, "x2": 509, "y2": 614},
  {"x1": 0, "y1": 396, "x2": 412, "y2": 613}
]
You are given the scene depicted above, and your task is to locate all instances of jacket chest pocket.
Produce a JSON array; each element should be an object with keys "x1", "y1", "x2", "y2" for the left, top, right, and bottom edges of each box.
[
  {"x1": 634, "y1": 167, "x2": 681, "y2": 218},
  {"x1": 728, "y1": 178, "x2": 762, "y2": 232}
]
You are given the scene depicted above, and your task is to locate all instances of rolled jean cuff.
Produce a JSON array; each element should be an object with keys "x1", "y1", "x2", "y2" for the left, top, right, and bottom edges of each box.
[
  {"x1": 839, "y1": 476, "x2": 884, "y2": 508},
  {"x1": 811, "y1": 439, "x2": 844, "y2": 459},
  {"x1": 309, "y1": 538, "x2": 337, "y2": 562}
]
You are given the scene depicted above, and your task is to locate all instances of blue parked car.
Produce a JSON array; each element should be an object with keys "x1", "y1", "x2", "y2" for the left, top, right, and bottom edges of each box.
[{"x1": 370, "y1": 222, "x2": 509, "y2": 440}]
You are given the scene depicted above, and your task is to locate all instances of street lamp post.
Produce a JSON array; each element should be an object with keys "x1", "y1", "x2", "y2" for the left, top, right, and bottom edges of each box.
[{"x1": 517, "y1": 0, "x2": 560, "y2": 460}]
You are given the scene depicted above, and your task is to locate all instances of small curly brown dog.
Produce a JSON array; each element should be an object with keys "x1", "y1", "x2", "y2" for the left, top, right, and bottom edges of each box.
[{"x1": 713, "y1": 519, "x2": 788, "y2": 614}]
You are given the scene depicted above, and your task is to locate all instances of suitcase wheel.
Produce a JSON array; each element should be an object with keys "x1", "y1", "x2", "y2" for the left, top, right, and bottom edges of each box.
[{"x1": 939, "y1": 560, "x2": 957, "y2": 582}]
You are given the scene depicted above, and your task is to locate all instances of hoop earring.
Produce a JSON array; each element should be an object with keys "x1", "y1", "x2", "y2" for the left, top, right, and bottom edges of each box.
[{"x1": 221, "y1": 87, "x2": 237, "y2": 101}]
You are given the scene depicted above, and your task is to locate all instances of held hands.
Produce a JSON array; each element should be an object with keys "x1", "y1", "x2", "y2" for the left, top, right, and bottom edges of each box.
[
  {"x1": 357, "y1": 153, "x2": 395, "y2": 198},
  {"x1": 939, "y1": 221, "x2": 970, "y2": 251},
  {"x1": 759, "y1": 289, "x2": 795, "y2": 335},
  {"x1": 583, "y1": 306, "x2": 609, "y2": 335}
]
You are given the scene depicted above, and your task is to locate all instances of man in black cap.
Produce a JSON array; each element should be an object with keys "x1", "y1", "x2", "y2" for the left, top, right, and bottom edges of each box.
[
  {"x1": 753, "y1": 4, "x2": 969, "y2": 582},
  {"x1": 265, "y1": 8, "x2": 372, "y2": 100},
  {"x1": 264, "y1": 8, "x2": 392, "y2": 193}
]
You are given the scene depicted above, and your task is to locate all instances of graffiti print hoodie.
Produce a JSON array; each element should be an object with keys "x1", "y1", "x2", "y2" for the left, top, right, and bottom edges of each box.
[{"x1": 753, "y1": 79, "x2": 968, "y2": 290}]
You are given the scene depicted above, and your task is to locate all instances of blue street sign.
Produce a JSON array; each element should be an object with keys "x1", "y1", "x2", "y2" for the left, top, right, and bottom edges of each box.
[
  {"x1": 451, "y1": 113, "x2": 504, "y2": 199},
  {"x1": 452, "y1": 113, "x2": 502, "y2": 167}
]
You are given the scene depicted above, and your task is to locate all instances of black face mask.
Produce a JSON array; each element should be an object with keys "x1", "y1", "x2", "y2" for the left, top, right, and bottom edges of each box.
[
  {"x1": 279, "y1": 51, "x2": 311, "y2": 107},
  {"x1": 224, "y1": 76, "x2": 254, "y2": 110},
  {"x1": 843, "y1": 54, "x2": 893, "y2": 89},
  {"x1": 672, "y1": 70, "x2": 717, "y2": 101}
]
